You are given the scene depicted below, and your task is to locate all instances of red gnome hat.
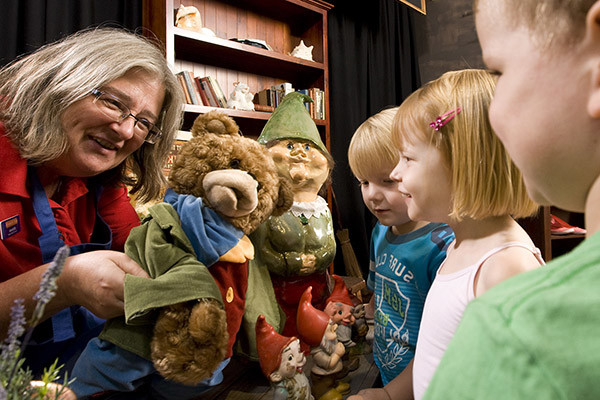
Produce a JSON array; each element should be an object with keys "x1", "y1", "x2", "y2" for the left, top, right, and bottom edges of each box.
[
  {"x1": 256, "y1": 314, "x2": 296, "y2": 378},
  {"x1": 296, "y1": 286, "x2": 331, "y2": 347},
  {"x1": 326, "y1": 274, "x2": 353, "y2": 306}
]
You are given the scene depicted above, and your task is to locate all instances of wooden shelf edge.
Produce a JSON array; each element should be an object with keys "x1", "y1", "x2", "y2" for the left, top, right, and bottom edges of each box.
[
  {"x1": 173, "y1": 27, "x2": 325, "y2": 69},
  {"x1": 183, "y1": 104, "x2": 326, "y2": 125},
  {"x1": 550, "y1": 233, "x2": 586, "y2": 240}
]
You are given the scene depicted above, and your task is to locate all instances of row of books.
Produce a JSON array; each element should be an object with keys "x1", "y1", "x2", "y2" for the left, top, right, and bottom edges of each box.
[
  {"x1": 254, "y1": 84, "x2": 325, "y2": 120},
  {"x1": 175, "y1": 71, "x2": 326, "y2": 120},
  {"x1": 175, "y1": 71, "x2": 228, "y2": 108}
]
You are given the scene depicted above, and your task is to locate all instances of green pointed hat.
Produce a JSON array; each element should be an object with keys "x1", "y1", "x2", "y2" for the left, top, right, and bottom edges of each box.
[{"x1": 258, "y1": 92, "x2": 328, "y2": 154}]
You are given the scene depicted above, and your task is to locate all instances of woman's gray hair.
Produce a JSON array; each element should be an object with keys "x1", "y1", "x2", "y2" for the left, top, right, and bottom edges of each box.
[{"x1": 0, "y1": 27, "x2": 185, "y2": 202}]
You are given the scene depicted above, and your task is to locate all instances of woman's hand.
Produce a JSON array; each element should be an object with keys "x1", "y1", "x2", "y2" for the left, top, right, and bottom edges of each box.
[
  {"x1": 30, "y1": 381, "x2": 76, "y2": 400},
  {"x1": 58, "y1": 250, "x2": 149, "y2": 319}
]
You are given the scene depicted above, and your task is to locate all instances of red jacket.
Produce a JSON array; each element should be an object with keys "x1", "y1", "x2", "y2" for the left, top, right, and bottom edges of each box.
[{"x1": 0, "y1": 125, "x2": 140, "y2": 281}]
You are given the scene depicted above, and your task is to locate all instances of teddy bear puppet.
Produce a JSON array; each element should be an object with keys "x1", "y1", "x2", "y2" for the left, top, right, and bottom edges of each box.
[
  {"x1": 72, "y1": 111, "x2": 293, "y2": 396},
  {"x1": 150, "y1": 110, "x2": 294, "y2": 383}
]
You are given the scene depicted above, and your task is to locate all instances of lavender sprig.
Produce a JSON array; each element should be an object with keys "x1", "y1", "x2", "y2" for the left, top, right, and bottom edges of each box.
[
  {"x1": 0, "y1": 299, "x2": 26, "y2": 364},
  {"x1": 30, "y1": 245, "x2": 70, "y2": 325},
  {"x1": 3, "y1": 245, "x2": 70, "y2": 397}
]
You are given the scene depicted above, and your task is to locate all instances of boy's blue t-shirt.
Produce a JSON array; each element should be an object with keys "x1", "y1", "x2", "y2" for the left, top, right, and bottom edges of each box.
[{"x1": 367, "y1": 222, "x2": 454, "y2": 385}]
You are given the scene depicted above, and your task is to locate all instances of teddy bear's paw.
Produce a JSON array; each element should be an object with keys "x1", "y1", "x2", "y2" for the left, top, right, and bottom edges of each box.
[
  {"x1": 151, "y1": 301, "x2": 229, "y2": 385},
  {"x1": 152, "y1": 350, "x2": 221, "y2": 385},
  {"x1": 188, "y1": 299, "x2": 229, "y2": 350},
  {"x1": 152, "y1": 303, "x2": 191, "y2": 346}
]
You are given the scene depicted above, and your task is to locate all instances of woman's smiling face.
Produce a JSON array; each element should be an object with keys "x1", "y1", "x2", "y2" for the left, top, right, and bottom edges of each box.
[{"x1": 48, "y1": 69, "x2": 164, "y2": 178}]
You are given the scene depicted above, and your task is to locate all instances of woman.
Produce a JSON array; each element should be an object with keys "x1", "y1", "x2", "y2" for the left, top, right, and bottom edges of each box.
[{"x1": 0, "y1": 27, "x2": 184, "y2": 376}]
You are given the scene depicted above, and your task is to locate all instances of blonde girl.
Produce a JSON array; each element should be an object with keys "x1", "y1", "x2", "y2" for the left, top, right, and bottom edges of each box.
[{"x1": 349, "y1": 69, "x2": 544, "y2": 400}]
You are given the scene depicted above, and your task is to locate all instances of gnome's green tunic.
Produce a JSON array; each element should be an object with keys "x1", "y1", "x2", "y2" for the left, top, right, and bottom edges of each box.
[{"x1": 252, "y1": 92, "x2": 336, "y2": 338}]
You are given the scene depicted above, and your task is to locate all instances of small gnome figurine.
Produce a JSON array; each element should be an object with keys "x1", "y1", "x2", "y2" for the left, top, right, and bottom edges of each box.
[
  {"x1": 251, "y1": 92, "x2": 336, "y2": 340},
  {"x1": 297, "y1": 287, "x2": 350, "y2": 400},
  {"x1": 256, "y1": 315, "x2": 313, "y2": 400},
  {"x1": 324, "y1": 275, "x2": 359, "y2": 372},
  {"x1": 350, "y1": 301, "x2": 370, "y2": 355}
]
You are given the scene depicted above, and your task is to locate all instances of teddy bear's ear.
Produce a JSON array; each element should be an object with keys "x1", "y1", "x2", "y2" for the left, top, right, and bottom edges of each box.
[
  {"x1": 191, "y1": 110, "x2": 241, "y2": 139},
  {"x1": 272, "y1": 176, "x2": 294, "y2": 216}
]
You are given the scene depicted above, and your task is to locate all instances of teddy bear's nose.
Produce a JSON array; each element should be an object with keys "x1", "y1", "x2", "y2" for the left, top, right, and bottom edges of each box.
[
  {"x1": 247, "y1": 172, "x2": 262, "y2": 191},
  {"x1": 202, "y1": 169, "x2": 259, "y2": 217}
]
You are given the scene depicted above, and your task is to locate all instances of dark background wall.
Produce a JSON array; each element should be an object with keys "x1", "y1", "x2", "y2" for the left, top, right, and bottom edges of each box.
[{"x1": 413, "y1": 0, "x2": 484, "y2": 83}]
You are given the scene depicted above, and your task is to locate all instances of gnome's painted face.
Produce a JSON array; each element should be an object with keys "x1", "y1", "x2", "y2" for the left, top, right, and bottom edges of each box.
[
  {"x1": 268, "y1": 139, "x2": 329, "y2": 196},
  {"x1": 272, "y1": 339, "x2": 306, "y2": 381},
  {"x1": 324, "y1": 301, "x2": 355, "y2": 326}
]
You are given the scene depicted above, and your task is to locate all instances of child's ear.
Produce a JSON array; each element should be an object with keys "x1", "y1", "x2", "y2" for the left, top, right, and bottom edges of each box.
[{"x1": 586, "y1": 1, "x2": 600, "y2": 118}]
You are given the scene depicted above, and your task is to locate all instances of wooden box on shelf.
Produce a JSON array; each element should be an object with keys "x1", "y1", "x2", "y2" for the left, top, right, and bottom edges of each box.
[{"x1": 142, "y1": 0, "x2": 333, "y2": 145}]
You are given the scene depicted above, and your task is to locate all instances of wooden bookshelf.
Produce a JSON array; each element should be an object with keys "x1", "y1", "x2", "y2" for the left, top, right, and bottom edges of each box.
[
  {"x1": 519, "y1": 206, "x2": 585, "y2": 262},
  {"x1": 142, "y1": 0, "x2": 332, "y2": 146}
]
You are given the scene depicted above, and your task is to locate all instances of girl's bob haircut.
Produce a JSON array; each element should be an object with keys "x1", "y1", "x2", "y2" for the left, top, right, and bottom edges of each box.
[
  {"x1": 348, "y1": 106, "x2": 400, "y2": 180},
  {"x1": 392, "y1": 69, "x2": 538, "y2": 221}
]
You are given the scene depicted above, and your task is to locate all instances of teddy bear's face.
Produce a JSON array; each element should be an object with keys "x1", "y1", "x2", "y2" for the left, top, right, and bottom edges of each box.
[{"x1": 168, "y1": 112, "x2": 292, "y2": 235}]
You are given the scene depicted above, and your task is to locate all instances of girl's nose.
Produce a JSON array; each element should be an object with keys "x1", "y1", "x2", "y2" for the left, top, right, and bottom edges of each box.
[{"x1": 390, "y1": 162, "x2": 403, "y2": 182}]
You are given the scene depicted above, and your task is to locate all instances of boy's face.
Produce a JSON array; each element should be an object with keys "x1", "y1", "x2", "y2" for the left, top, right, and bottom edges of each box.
[
  {"x1": 476, "y1": 0, "x2": 599, "y2": 212},
  {"x1": 390, "y1": 137, "x2": 452, "y2": 224},
  {"x1": 358, "y1": 169, "x2": 411, "y2": 227}
]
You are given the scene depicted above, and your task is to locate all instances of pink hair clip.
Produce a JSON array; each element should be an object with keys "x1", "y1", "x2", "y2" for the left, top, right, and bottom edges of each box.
[{"x1": 429, "y1": 107, "x2": 462, "y2": 131}]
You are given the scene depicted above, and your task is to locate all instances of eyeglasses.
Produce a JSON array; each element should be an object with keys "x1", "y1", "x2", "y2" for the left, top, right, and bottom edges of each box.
[{"x1": 90, "y1": 89, "x2": 162, "y2": 144}]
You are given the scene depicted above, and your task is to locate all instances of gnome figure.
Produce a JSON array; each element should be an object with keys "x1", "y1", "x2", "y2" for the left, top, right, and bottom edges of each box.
[
  {"x1": 256, "y1": 315, "x2": 314, "y2": 400},
  {"x1": 251, "y1": 92, "x2": 336, "y2": 341},
  {"x1": 324, "y1": 275, "x2": 360, "y2": 373},
  {"x1": 297, "y1": 287, "x2": 350, "y2": 400}
]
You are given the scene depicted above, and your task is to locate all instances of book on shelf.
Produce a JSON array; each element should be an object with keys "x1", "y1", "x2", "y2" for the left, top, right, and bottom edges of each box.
[
  {"x1": 253, "y1": 84, "x2": 324, "y2": 119},
  {"x1": 253, "y1": 103, "x2": 275, "y2": 112},
  {"x1": 255, "y1": 88, "x2": 272, "y2": 107},
  {"x1": 176, "y1": 73, "x2": 192, "y2": 104},
  {"x1": 271, "y1": 82, "x2": 294, "y2": 107},
  {"x1": 162, "y1": 130, "x2": 192, "y2": 177},
  {"x1": 176, "y1": 71, "x2": 200, "y2": 105},
  {"x1": 198, "y1": 77, "x2": 220, "y2": 107},
  {"x1": 305, "y1": 88, "x2": 325, "y2": 119},
  {"x1": 184, "y1": 71, "x2": 203, "y2": 105},
  {"x1": 206, "y1": 76, "x2": 228, "y2": 108},
  {"x1": 295, "y1": 89, "x2": 311, "y2": 113},
  {"x1": 193, "y1": 77, "x2": 211, "y2": 106}
]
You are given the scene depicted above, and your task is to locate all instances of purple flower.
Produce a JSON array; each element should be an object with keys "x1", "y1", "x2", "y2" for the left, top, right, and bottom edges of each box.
[
  {"x1": 0, "y1": 299, "x2": 26, "y2": 363},
  {"x1": 31, "y1": 245, "x2": 70, "y2": 325}
]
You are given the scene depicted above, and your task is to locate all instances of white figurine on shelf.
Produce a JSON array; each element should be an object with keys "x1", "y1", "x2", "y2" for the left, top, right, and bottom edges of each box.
[
  {"x1": 175, "y1": 5, "x2": 216, "y2": 37},
  {"x1": 289, "y1": 40, "x2": 313, "y2": 61},
  {"x1": 227, "y1": 82, "x2": 255, "y2": 111}
]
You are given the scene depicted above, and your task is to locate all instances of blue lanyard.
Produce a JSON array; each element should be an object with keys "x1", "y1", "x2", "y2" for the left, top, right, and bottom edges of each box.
[{"x1": 27, "y1": 166, "x2": 112, "y2": 341}]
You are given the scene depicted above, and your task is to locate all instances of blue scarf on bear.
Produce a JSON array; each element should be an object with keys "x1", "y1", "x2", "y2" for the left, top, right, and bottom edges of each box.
[{"x1": 164, "y1": 188, "x2": 243, "y2": 267}]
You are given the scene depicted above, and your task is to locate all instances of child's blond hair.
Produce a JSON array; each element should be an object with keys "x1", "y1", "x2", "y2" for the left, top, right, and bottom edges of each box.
[
  {"x1": 474, "y1": 0, "x2": 594, "y2": 46},
  {"x1": 348, "y1": 107, "x2": 400, "y2": 180},
  {"x1": 392, "y1": 69, "x2": 538, "y2": 221}
]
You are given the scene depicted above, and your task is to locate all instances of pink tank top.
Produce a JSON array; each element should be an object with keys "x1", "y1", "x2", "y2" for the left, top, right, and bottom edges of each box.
[{"x1": 412, "y1": 242, "x2": 545, "y2": 400}]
